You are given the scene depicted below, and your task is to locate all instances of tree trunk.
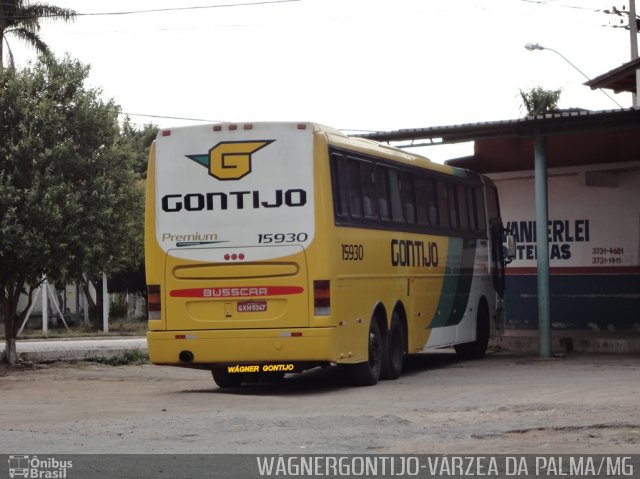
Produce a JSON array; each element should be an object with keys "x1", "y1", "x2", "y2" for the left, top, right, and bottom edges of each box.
[
  {"x1": 1, "y1": 293, "x2": 19, "y2": 366},
  {"x1": 4, "y1": 337, "x2": 17, "y2": 366},
  {"x1": 81, "y1": 275, "x2": 103, "y2": 330},
  {"x1": 0, "y1": 26, "x2": 6, "y2": 67},
  {"x1": 1, "y1": 278, "x2": 37, "y2": 366},
  {"x1": 2, "y1": 308, "x2": 17, "y2": 366},
  {"x1": 94, "y1": 280, "x2": 104, "y2": 330}
]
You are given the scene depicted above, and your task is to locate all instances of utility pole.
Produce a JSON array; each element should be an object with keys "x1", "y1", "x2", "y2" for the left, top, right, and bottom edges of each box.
[
  {"x1": 630, "y1": 0, "x2": 638, "y2": 59},
  {"x1": 631, "y1": 0, "x2": 639, "y2": 108}
]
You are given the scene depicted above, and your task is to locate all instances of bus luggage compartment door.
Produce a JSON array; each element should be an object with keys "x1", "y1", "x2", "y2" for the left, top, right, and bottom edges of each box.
[{"x1": 164, "y1": 245, "x2": 309, "y2": 330}]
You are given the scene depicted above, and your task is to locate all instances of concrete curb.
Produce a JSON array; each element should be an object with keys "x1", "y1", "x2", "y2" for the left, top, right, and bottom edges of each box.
[
  {"x1": 3, "y1": 331, "x2": 639, "y2": 364},
  {"x1": 1, "y1": 337, "x2": 147, "y2": 363},
  {"x1": 491, "y1": 331, "x2": 640, "y2": 354}
]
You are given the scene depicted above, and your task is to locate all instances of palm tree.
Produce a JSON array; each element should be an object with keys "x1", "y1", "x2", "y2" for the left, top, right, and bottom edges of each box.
[
  {"x1": 0, "y1": 0, "x2": 76, "y2": 67},
  {"x1": 519, "y1": 86, "x2": 562, "y2": 116}
]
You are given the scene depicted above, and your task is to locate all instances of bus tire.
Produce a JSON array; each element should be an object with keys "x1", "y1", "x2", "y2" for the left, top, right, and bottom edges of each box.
[
  {"x1": 347, "y1": 317, "x2": 384, "y2": 386},
  {"x1": 381, "y1": 312, "x2": 405, "y2": 380},
  {"x1": 259, "y1": 371, "x2": 286, "y2": 383},
  {"x1": 211, "y1": 370, "x2": 243, "y2": 388},
  {"x1": 454, "y1": 302, "x2": 490, "y2": 360}
]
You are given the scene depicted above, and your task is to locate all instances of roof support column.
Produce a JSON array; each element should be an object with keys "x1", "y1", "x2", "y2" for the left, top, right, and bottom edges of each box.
[
  {"x1": 635, "y1": 68, "x2": 639, "y2": 108},
  {"x1": 534, "y1": 128, "x2": 551, "y2": 358}
]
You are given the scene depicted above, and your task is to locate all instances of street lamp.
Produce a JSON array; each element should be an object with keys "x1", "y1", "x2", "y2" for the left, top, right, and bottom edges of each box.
[{"x1": 524, "y1": 43, "x2": 623, "y2": 109}]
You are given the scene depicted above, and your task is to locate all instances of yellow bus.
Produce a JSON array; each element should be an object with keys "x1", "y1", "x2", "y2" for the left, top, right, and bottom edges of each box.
[{"x1": 145, "y1": 122, "x2": 513, "y2": 387}]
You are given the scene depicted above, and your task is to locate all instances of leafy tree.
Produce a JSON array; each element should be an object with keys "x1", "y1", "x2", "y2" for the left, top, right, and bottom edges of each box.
[
  {"x1": 107, "y1": 119, "x2": 157, "y2": 304},
  {"x1": 80, "y1": 119, "x2": 157, "y2": 327},
  {"x1": 0, "y1": 0, "x2": 76, "y2": 67},
  {"x1": 120, "y1": 117, "x2": 158, "y2": 179},
  {"x1": 520, "y1": 86, "x2": 562, "y2": 116},
  {"x1": 0, "y1": 56, "x2": 143, "y2": 365}
]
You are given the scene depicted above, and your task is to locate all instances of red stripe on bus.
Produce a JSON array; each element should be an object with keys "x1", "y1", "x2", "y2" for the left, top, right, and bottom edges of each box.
[
  {"x1": 170, "y1": 286, "x2": 304, "y2": 298},
  {"x1": 506, "y1": 266, "x2": 640, "y2": 276}
]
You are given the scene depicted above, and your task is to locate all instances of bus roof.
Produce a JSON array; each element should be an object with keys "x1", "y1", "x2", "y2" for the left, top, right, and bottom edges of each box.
[
  {"x1": 325, "y1": 129, "x2": 458, "y2": 176},
  {"x1": 156, "y1": 121, "x2": 474, "y2": 178}
]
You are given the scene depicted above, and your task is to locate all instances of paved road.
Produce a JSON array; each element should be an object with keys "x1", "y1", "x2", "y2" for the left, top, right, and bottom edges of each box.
[{"x1": 1, "y1": 352, "x2": 638, "y2": 455}]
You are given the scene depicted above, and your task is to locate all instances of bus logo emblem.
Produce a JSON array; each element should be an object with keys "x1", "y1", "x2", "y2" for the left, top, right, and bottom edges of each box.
[{"x1": 186, "y1": 140, "x2": 274, "y2": 181}]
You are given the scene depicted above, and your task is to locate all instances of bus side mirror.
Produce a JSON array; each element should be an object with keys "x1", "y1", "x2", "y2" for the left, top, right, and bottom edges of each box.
[{"x1": 505, "y1": 234, "x2": 516, "y2": 262}]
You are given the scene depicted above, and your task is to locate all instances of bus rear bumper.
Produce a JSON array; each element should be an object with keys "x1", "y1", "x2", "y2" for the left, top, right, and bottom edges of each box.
[{"x1": 146, "y1": 327, "x2": 339, "y2": 367}]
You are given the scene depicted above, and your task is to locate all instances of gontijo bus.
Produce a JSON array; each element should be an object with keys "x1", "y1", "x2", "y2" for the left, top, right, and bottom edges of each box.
[{"x1": 145, "y1": 122, "x2": 514, "y2": 387}]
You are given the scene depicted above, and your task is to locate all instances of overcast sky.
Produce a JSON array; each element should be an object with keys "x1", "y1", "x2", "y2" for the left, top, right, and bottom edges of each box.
[{"x1": 9, "y1": 0, "x2": 636, "y2": 161}]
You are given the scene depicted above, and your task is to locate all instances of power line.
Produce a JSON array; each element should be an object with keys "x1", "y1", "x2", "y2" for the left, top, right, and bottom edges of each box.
[
  {"x1": 120, "y1": 113, "x2": 376, "y2": 134},
  {"x1": 120, "y1": 112, "x2": 223, "y2": 123},
  {"x1": 0, "y1": 0, "x2": 301, "y2": 20},
  {"x1": 77, "y1": 0, "x2": 301, "y2": 17}
]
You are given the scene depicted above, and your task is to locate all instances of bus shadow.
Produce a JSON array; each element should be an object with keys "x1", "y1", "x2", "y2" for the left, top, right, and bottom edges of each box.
[
  {"x1": 400, "y1": 350, "x2": 465, "y2": 376},
  {"x1": 182, "y1": 350, "x2": 468, "y2": 396},
  {"x1": 184, "y1": 366, "x2": 345, "y2": 396}
]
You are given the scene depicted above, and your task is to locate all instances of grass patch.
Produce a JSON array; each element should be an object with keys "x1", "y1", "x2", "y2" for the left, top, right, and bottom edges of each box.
[
  {"x1": 2, "y1": 316, "x2": 147, "y2": 340},
  {"x1": 87, "y1": 349, "x2": 149, "y2": 366}
]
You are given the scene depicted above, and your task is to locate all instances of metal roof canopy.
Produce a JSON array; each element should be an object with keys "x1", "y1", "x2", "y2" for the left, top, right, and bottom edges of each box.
[
  {"x1": 357, "y1": 108, "x2": 640, "y2": 146},
  {"x1": 354, "y1": 108, "x2": 640, "y2": 358},
  {"x1": 584, "y1": 58, "x2": 640, "y2": 94}
]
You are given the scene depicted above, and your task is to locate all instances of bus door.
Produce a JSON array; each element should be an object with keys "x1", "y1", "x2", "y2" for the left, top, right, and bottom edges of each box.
[{"x1": 485, "y1": 186, "x2": 506, "y2": 298}]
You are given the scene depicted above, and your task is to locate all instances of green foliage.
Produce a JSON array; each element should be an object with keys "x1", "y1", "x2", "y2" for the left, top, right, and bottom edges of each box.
[
  {"x1": 520, "y1": 86, "x2": 562, "y2": 116},
  {"x1": 109, "y1": 264, "x2": 146, "y2": 296},
  {"x1": 105, "y1": 119, "x2": 157, "y2": 298},
  {"x1": 0, "y1": 1, "x2": 76, "y2": 67},
  {"x1": 0, "y1": 55, "x2": 144, "y2": 363},
  {"x1": 109, "y1": 293, "x2": 130, "y2": 319},
  {"x1": 0, "y1": 56, "x2": 143, "y2": 284},
  {"x1": 87, "y1": 349, "x2": 149, "y2": 366},
  {"x1": 120, "y1": 118, "x2": 158, "y2": 179}
]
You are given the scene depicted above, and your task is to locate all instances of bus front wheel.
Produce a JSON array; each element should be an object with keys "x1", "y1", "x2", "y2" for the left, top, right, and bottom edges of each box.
[{"x1": 345, "y1": 318, "x2": 384, "y2": 386}]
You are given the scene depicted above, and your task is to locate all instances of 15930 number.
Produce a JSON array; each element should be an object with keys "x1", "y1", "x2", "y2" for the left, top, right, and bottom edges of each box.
[
  {"x1": 258, "y1": 233, "x2": 308, "y2": 244},
  {"x1": 342, "y1": 244, "x2": 364, "y2": 261}
]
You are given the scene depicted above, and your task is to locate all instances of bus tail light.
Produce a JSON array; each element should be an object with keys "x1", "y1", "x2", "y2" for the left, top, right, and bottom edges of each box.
[
  {"x1": 314, "y1": 280, "x2": 330, "y2": 316},
  {"x1": 147, "y1": 285, "x2": 161, "y2": 320}
]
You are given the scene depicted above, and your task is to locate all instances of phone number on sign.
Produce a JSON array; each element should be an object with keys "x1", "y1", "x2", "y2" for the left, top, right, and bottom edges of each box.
[{"x1": 591, "y1": 246, "x2": 626, "y2": 265}]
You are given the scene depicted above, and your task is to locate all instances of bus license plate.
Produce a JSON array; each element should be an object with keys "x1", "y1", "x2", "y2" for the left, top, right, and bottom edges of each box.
[{"x1": 237, "y1": 301, "x2": 267, "y2": 313}]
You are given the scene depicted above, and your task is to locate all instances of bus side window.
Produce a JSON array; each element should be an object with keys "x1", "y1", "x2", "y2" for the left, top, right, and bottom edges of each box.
[
  {"x1": 437, "y1": 181, "x2": 450, "y2": 228},
  {"x1": 446, "y1": 183, "x2": 459, "y2": 229},
  {"x1": 401, "y1": 172, "x2": 416, "y2": 225},
  {"x1": 360, "y1": 161, "x2": 378, "y2": 219},
  {"x1": 485, "y1": 185, "x2": 500, "y2": 221},
  {"x1": 346, "y1": 159, "x2": 363, "y2": 218},
  {"x1": 457, "y1": 184, "x2": 469, "y2": 232},
  {"x1": 376, "y1": 166, "x2": 391, "y2": 220},
  {"x1": 475, "y1": 187, "x2": 487, "y2": 233},
  {"x1": 388, "y1": 169, "x2": 404, "y2": 223},
  {"x1": 332, "y1": 153, "x2": 349, "y2": 217},
  {"x1": 426, "y1": 178, "x2": 438, "y2": 226},
  {"x1": 467, "y1": 187, "x2": 479, "y2": 231},
  {"x1": 414, "y1": 176, "x2": 429, "y2": 225}
]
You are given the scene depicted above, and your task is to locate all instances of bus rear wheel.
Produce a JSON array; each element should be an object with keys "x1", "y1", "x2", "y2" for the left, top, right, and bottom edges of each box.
[
  {"x1": 454, "y1": 302, "x2": 490, "y2": 360},
  {"x1": 346, "y1": 318, "x2": 384, "y2": 386},
  {"x1": 381, "y1": 312, "x2": 405, "y2": 380},
  {"x1": 211, "y1": 370, "x2": 243, "y2": 388}
]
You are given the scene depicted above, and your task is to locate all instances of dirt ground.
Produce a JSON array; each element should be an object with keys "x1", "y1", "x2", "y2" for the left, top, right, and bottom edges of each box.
[{"x1": 1, "y1": 351, "x2": 638, "y2": 454}]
